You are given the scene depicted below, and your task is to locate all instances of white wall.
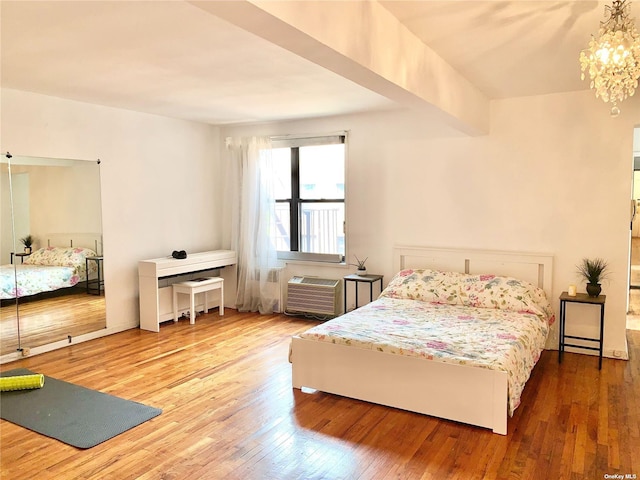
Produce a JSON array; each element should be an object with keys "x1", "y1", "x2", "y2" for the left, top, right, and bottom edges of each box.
[
  {"x1": 8, "y1": 163, "x2": 102, "y2": 248},
  {"x1": 0, "y1": 171, "x2": 29, "y2": 263},
  {"x1": 1, "y1": 88, "x2": 222, "y2": 347},
  {"x1": 222, "y1": 90, "x2": 640, "y2": 359}
]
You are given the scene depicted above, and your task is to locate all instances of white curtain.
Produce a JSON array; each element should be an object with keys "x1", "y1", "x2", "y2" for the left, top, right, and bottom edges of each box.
[{"x1": 224, "y1": 136, "x2": 280, "y2": 314}]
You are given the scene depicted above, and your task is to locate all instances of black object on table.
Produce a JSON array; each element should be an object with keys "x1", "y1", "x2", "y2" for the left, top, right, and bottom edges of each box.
[
  {"x1": 558, "y1": 291, "x2": 606, "y2": 369},
  {"x1": 344, "y1": 274, "x2": 383, "y2": 313}
]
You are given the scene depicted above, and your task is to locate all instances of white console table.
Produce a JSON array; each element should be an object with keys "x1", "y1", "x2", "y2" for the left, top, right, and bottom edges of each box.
[{"x1": 138, "y1": 250, "x2": 237, "y2": 332}]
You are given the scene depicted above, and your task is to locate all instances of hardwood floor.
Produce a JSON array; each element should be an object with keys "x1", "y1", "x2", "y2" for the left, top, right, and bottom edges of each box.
[
  {"x1": 0, "y1": 293, "x2": 106, "y2": 356},
  {"x1": 1, "y1": 310, "x2": 638, "y2": 479}
]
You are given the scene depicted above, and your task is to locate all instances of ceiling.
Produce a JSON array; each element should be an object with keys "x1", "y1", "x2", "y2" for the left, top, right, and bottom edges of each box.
[
  {"x1": 0, "y1": 1, "x2": 616, "y2": 127},
  {"x1": 380, "y1": 1, "x2": 603, "y2": 99}
]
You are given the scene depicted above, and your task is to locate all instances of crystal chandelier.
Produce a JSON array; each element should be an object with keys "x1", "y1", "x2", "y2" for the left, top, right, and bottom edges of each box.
[{"x1": 579, "y1": 0, "x2": 640, "y2": 116}]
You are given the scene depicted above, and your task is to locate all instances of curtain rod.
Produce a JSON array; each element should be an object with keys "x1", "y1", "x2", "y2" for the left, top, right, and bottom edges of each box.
[
  {"x1": 224, "y1": 131, "x2": 348, "y2": 144},
  {"x1": 225, "y1": 131, "x2": 349, "y2": 149},
  {"x1": 269, "y1": 130, "x2": 348, "y2": 141}
]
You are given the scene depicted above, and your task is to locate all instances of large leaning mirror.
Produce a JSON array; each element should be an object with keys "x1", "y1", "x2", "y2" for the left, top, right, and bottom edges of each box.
[{"x1": 1, "y1": 153, "x2": 105, "y2": 357}]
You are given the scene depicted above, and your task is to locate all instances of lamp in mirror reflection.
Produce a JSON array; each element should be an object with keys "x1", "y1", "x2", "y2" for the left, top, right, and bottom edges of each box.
[{"x1": 579, "y1": 0, "x2": 640, "y2": 116}]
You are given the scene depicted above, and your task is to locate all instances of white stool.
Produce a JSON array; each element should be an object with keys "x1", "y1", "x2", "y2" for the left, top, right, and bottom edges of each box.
[{"x1": 172, "y1": 277, "x2": 224, "y2": 324}]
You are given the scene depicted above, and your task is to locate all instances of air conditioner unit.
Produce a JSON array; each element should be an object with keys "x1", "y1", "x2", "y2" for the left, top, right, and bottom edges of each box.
[{"x1": 286, "y1": 276, "x2": 341, "y2": 317}]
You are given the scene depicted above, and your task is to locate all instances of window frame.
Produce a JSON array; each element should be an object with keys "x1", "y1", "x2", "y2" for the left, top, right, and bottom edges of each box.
[{"x1": 272, "y1": 134, "x2": 346, "y2": 263}]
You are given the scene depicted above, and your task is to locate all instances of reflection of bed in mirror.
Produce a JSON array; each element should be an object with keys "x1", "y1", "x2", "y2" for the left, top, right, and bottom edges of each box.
[{"x1": 1, "y1": 233, "x2": 102, "y2": 303}]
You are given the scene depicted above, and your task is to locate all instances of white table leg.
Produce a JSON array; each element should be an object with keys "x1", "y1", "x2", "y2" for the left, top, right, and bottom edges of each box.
[
  {"x1": 173, "y1": 289, "x2": 179, "y2": 322},
  {"x1": 219, "y1": 283, "x2": 224, "y2": 315},
  {"x1": 189, "y1": 292, "x2": 195, "y2": 325}
]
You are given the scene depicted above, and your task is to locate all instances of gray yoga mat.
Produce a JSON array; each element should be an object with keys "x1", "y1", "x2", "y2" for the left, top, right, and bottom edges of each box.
[{"x1": 0, "y1": 368, "x2": 161, "y2": 449}]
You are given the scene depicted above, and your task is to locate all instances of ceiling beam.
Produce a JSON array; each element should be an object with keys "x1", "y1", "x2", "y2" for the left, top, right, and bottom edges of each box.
[{"x1": 190, "y1": 0, "x2": 489, "y2": 135}]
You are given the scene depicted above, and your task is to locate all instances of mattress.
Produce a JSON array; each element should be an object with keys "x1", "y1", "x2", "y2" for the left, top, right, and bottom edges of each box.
[
  {"x1": 298, "y1": 296, "x2": 550, "y2": 416},
  {"x1": 1, "y1": 264, "x2": 86, "y2": 300}
]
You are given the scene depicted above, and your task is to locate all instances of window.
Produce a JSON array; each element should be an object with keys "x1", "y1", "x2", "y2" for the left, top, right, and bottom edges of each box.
[{"x1": 272, "y1": 135, "x2": 346, "y2": 262}]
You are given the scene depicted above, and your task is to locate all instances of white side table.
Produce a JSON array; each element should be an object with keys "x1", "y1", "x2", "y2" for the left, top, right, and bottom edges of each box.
[{"x1": 172, "y1": 277, "x2": 224, "y2": 324}]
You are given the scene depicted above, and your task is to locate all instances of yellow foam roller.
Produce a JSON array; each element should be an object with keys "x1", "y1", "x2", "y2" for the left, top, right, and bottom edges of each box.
[{"x1": 0, "y1": 374, "x2": 45, "y2": 392}]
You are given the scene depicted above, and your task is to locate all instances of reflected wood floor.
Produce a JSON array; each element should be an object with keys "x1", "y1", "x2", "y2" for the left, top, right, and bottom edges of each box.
[
  {"x1": 1, "y1": 310, "x2": 638, "y2": 479},
  {"x1": 0, "y1": 293, "x2": 106, "y2": 356}
]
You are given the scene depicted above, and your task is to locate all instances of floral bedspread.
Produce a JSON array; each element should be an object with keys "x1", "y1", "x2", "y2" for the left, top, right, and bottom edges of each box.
[
  {"x1": 299, "y1": 269, "x2": 555, "y2": 416},
  {"x1": 0, "y1": 265, "x2": 83, "y2": 299},
  {"x1": 1, "y1": 247, "x2": 96, "y2": 300}
]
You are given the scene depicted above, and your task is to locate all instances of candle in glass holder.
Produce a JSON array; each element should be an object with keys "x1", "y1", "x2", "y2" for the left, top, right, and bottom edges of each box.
[{"x1": 568, "y1": 284, "x2": 577, "y2": 296}]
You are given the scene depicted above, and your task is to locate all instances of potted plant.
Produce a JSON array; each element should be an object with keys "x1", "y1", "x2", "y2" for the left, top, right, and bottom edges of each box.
[
  {"x1": 20, "y1": 234, "x2": 34, "y2": 254},
  {"x1": 351, "y1": 255, "x2": 368, "y2": 275},
  {"x1": 576, "y1": 257, "x2": 610, "y2": 297}
]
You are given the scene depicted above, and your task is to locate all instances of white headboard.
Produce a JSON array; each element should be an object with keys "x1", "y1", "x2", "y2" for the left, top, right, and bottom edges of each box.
[
  {"x1": 393, "y1": 246, "x2": 554, "y2": 299},
  {"x1": 45, "y1": 232, "x2": 103, "y2": 256}
]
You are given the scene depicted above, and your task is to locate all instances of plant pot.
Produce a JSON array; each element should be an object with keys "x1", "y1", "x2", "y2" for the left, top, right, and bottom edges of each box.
[
  {"x1": 357, "y1": 268, "x2": 367, "y2": 276},
  {"x1": 24, "y1": 247, "x2": 32, "y2": 254},
  {"x1": 586, "y1": 283, "x2": 601, "y2": 297}
]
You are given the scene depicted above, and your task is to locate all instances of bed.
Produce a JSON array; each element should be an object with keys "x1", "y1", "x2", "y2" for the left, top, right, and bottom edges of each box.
[
  {"x1": 1, "y1": 233, "x2": 102, "y2": 301},
  {"x1": 289, "y1": 246, "x2": 554, "y2": 435}
]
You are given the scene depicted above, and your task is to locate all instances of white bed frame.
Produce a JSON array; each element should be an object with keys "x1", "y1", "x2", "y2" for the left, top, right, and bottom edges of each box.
[
  {"x1": 45, "y1": 232, "x2": 103, "y2": 255},
  {"x1": 290, "y1": 246, "x2": 554, "y2": 435}
]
